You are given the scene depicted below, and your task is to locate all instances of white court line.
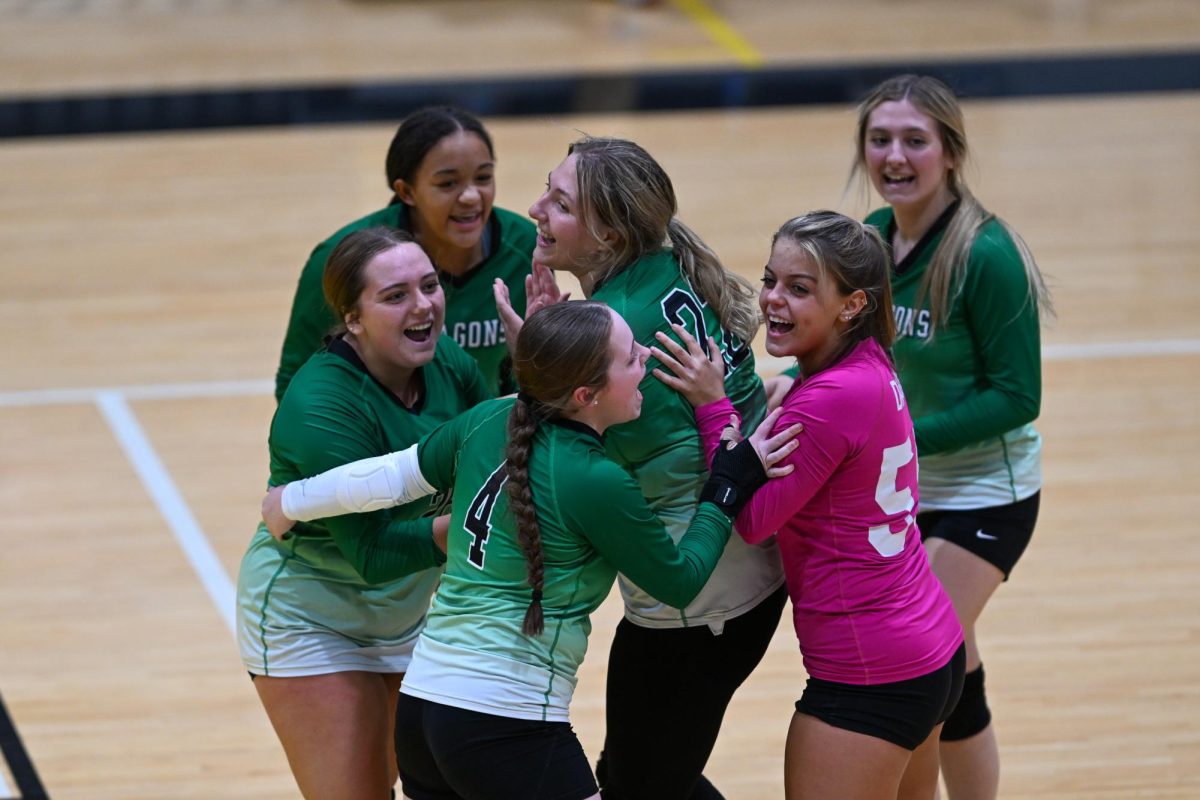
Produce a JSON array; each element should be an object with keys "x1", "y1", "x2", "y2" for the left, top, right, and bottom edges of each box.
[
  {"x1": 1, "y1": 335, "x2": 1196, "y2": 641},
  {"x1": 0, "y1": 339, "x2": 1198, "y2": 407},
  {"x1": 1042, "y1": 338, "x2": 1200, "y2": 360},
  {"x1": 0, "y1": 379, "x2": 272, "y2": 407},
  {"x1": 95, "y1": 391, "x2": 237, "y2": 636}
]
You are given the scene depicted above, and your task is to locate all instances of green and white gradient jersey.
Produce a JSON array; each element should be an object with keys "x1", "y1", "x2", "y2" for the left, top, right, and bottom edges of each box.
[
  {"x1": 274, "y1": 204, "x2": 535, "y2": 400},
  {"x1": 866, "y1": 207, "x2": 1043, "y2": 510},
  {"x1": 256, "y1": 336, "x2": 489, "y2": 625},
  {"x1": 593, "y1": 249, "x2": 784, "y2": 630},
  {"x1": 400, "y1": 398, "x2": 732, "y2": 722}
]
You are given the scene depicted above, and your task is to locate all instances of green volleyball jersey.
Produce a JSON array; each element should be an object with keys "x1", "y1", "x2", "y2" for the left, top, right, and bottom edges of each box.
[
  {"x1": 866, "y1": 207, "x2": 1042, "y2": 509},
  {"x1": 400, "y1": 398, "x2": 732, "y2": 722},
  {"x1": 274, "y1": 204, "x2": 535, "y2": 400},
  {"x1": 592, "y1": 249, "x2": 783, "y2": 629},
  {"x1": 267, "y1": 335, "x2": 490, "y2": 585}
]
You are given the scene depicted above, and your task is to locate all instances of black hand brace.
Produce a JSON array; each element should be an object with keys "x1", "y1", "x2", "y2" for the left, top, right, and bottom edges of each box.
[{"x1": 699, "y1": 438, "x2": 767, "y2": 518}]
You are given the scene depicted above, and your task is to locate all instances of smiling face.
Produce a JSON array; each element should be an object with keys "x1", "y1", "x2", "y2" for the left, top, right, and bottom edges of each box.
[
  {"x1": 527, "y1": 154, "x2": 612, "y2": 279},
  {"x1": 394, "y1": 129, "x2": 495, "y2": 272},
  {"x1": 589, "y1": 308, "x2": 649, "y2": 430},
  {"x1": 863, "y1": 99, "x2": 956, "y2": 216},
  {"x1": 760, "y1": 238, "x2": 864, "y2": 375},
  {"x1": 346, "y1": 242, "x2": 445, "y2": 374}
]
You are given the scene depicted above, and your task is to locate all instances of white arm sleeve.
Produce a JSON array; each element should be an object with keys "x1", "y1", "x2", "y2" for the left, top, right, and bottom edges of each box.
[{"x1": 279, "y1": 444, "x2": 437, "y2": 522}]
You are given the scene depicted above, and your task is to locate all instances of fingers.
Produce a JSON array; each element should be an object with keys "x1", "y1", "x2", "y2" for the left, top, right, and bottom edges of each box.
[
  {"x1": 494, "y1": 279, "x2": 523, "y2": 329},
  {"x1": 523, "y1": 263, "x2": 569, "y2": 314},
  {"x1": 668, "y1": 322, "x2": 700, "y2": 347},
  {"x1": 650, "y1": 367, "x2": 684, "y2": 391},
  {"x1": 494, "y1": 277, "x2": 513, "y2": 313},
  {"x1": 648, "y1": 325, "x2": 730, "y2": 407},
  {"x1": 673, "y1": 324, "x2": 708, "y2": 356},
  {"x1": 751, "y1": 409, "x2": 802, "y2": 453},
  {"x1": 765, "y1": 422, "x2": 804, "y2": 451},
  {"x1": 531, "y1": 262, "x2": 562, "y2": 300},
  {"x1": 762, "y1": 437, "x2": 800, "y2": 468},
  {"x1": 652, "y1": 327, "x2": 721, "y2": 370},
  {"x1": 753, "y1": 406, "x2": 786, "y2": 438},
  {"x1": 751, "y1": 408, "x2": 803, "y2": 475},
  {"x1": 649, "y1": 332, "x2": 689, "y2": 377},
  {"x1": 720, "y1": 413, "x2": 742, "y2": 449},
  {"x1": 653, "y1": 329, "x2": 691, "y2": 360}
]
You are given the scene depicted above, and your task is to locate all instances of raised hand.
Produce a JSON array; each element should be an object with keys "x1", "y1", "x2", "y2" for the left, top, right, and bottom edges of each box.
[
  {"x1": 493, "y1": 262, "x2": 570, "y2": 351},
  {"x1": 526, "y1": 262, "x2": 570, "y2": 315},
  {"x1": 650, "y1": 323, "x2": 726, "y2": 407}
]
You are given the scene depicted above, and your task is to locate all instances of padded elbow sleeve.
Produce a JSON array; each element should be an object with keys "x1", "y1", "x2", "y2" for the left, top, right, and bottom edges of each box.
[{"x1": 281, "y1": 445, "x2": 435, "y2": 521}]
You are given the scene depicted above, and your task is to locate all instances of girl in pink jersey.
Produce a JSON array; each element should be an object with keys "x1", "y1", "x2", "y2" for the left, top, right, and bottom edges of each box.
[{"x1": 653, "y1": 210, "x2": 964, "y2": 800}]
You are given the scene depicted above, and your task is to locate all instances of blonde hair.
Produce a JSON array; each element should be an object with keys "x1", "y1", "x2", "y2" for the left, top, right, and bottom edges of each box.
[
  {"x1": 850, "y1": 75, "x2": 1053, "y2": 335},
  {"x1": 568, "y1": 137, "x2": 759, "y2": 343}
]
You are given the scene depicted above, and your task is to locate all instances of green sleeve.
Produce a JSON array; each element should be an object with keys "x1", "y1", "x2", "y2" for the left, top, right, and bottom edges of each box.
[
  {"x1": 781, "y1": 363, "x2": 800, "y2": 380},
  {"x1": 456, "y1": 347, "x2": 494, "y2": 409},
  {"x1": 415, "y1": 408, "x2": 476, "y2": 492},
  {"x1": 914, "y1": 228, "x2": 1042, "y2": 454},
  {"x1": 271, "y1": 378, "x2": 444, "y2": 583},
  {"x1": 274, "y1": 241, "x2": 338, "y2": 403},
  {"x1": 562, "y1": 463, "x2": 731, "y2": 608},
  {"x1": 325, "y1": 506, "x2": 444, "y2": 585}
]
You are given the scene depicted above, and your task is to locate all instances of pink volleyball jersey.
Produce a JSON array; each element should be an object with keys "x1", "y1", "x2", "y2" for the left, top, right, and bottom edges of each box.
[{"x1": 697, "y1": 338, "x2": 962, "y2": 684}]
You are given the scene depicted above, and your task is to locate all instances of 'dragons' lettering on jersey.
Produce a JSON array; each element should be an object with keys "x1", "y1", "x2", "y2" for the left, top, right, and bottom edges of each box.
[
  {"x1": 893, "y1": 305, "x2": 931, "y2": 340},
  {"x1": 446, "y1": 318, "x2": 504, "y2": 350}
]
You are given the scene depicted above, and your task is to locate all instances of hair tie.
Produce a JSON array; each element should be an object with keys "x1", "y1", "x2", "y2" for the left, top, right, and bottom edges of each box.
[
  {"x1": 531, "y1": 589, "x2": 543, "y2": 602},
  {"x1": 516, "y1": 391, "x2": 536, "y2": 406}
]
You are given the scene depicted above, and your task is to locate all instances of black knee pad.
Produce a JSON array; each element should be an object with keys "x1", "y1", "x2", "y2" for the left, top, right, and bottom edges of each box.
[{"x1": 940, "y1": 665, "x2": 991, "y2": 741}]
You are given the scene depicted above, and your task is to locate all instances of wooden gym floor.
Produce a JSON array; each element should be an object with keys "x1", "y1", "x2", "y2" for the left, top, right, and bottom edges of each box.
[{"x1": 0, "y1": 2, "x2": 1197, "y2": 798}]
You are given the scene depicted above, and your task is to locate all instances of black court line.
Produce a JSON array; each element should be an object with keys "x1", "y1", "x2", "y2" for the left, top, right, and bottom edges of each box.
[
  {"x1": 0, "y1": 49, "x2": 1197, "y2": 139},
  {"x1": 0, "y1": 692, "x2": 48, "y2": 799}
]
